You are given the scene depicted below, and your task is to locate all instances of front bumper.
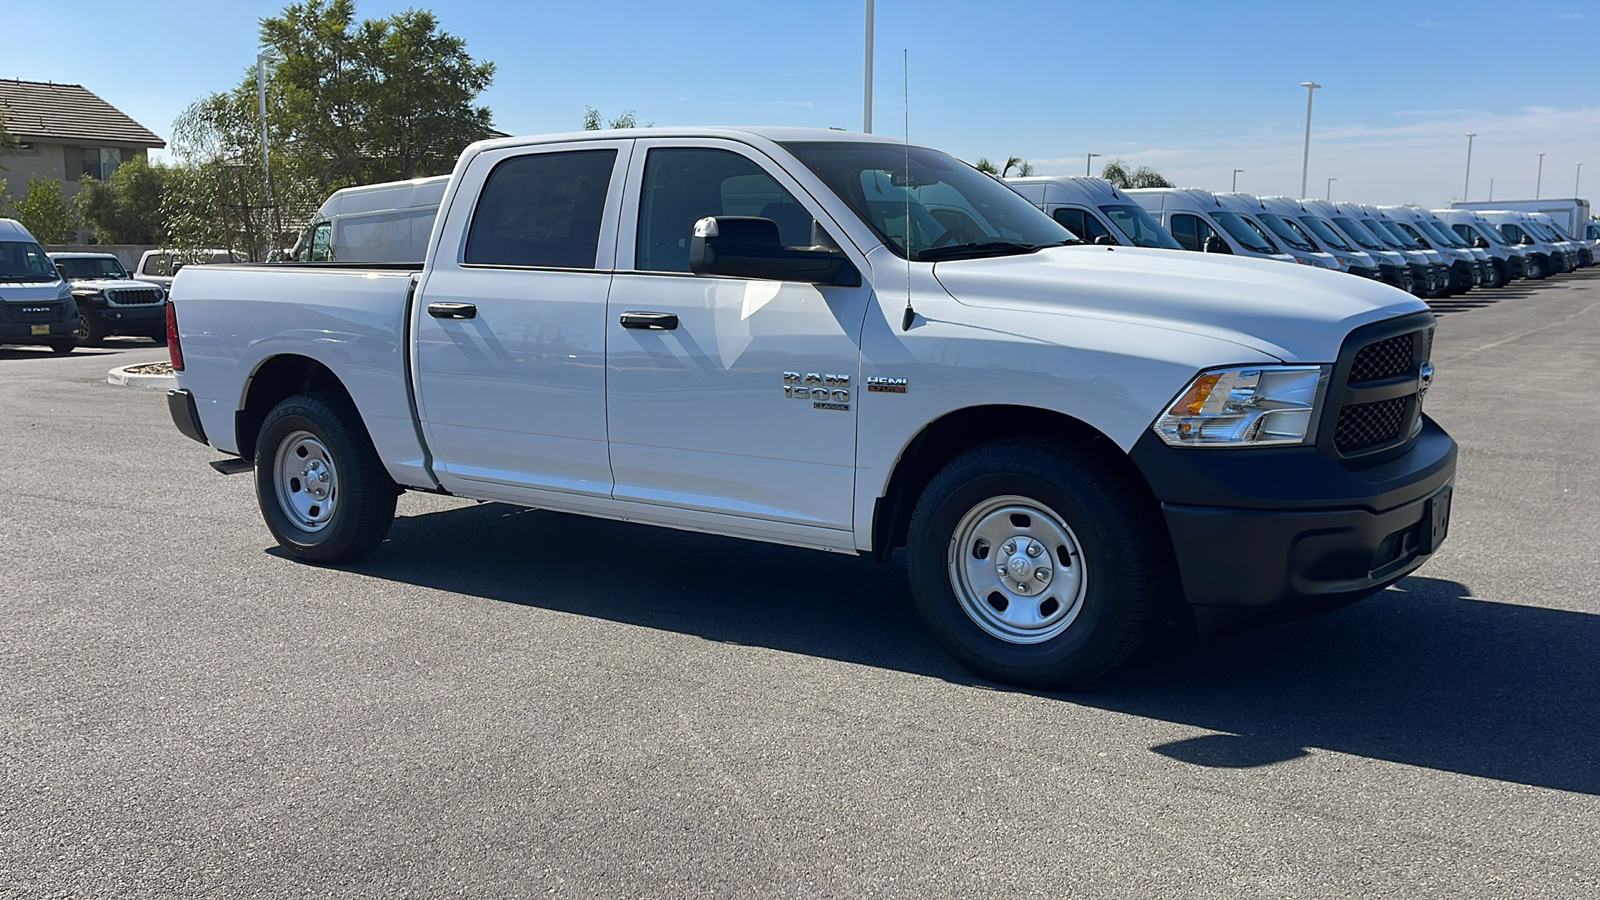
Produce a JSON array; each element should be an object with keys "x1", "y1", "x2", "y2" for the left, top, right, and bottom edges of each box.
[
  {"x1": 1130, "y1": 416, "x2": 1457, "y2": 616},
  {"x1": 0, "y1": 317, "x2": 78, "y2": 344},
  {"x1": 82, "y1": 302, "x2": 165, "y2": 329}
]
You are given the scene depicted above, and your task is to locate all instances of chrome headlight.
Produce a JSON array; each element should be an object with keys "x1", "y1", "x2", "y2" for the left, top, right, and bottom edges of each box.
[{"x1": 1153, "y1": 365, "x2": 1330, "y2": 447}]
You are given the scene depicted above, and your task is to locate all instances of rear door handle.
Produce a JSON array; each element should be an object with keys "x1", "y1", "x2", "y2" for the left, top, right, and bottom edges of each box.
[
  {"x1": 619, "y1": 311, "x2": 679, "y2": 330},
  {"x1": 427, "y1": 302, "x2": 477, "y2": 319}
]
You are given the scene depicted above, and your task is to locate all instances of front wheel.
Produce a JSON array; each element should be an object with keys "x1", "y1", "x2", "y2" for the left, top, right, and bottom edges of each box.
[
  {"x1": 75, "y1": 313, "x2": 107, "y2": 346},
  {"x1": 1525, "y1": 257, "x2": 1544, "y2": 280},
  {"x1": 255, "y1": 392, "x2": 397, "y2": 563},
  {"x1": 905, "y1": 439, "x2": 1165, "y2": 688}
]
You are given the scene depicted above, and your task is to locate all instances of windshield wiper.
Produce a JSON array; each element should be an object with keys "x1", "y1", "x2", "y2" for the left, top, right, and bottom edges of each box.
[{"x1": 914, "y1": 240, "x2": 1065, "y2": 262}]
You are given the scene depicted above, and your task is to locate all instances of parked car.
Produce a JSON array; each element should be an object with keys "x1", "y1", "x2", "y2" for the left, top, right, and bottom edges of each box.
[
  {"x1": 167, "y1": 127, "x2": 1456, "y2": 689},
  {"x1": 1433, "y1": 208, "x2": 1523, "y2": 285},
  {"x1": 1215, "y1": 192, "x2": 1339, "y2": 270},
  {"x1": 50, "y1": 252, "x2": 167, "y2": 345},
  {"x1": 135, "y1": 249, "x2": 237, "y2": 292},
  {"x1": 1380, "y1": 206, "x2": 1481, "y2": 292},
  {"x1": 1302, "y1": 200, "x2": 1415, "y2": 292},
  {"x1": 1127, "y1": 187, "x2": 1296, "y2": 263},
  {"x1": 0, "y1": 218, "x2": 79, "y2": 354},
  {"x1": 1476, "y1": 211, "x2": 1561, "y2": 278},
  {"x1": 1003, "y1": 176, "x2": 1184, "y2": 249},
  {"x1": 290, "y1": 175, "x2": 450, "y2": 263},
  {"x1": 1257, "y1": 197, "x2": 1380, "y2": 278}
]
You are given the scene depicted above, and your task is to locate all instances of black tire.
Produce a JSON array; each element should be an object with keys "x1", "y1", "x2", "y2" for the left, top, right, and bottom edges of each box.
[
  {"x1": 905, "y1": 438, "x2": 1167, "y2": 689},
  {"x1": 1526, "y1": 256, "x2": 1544, "y2": 280},
  {"x1": 75, "y1": 314, "x2": 107, "y2": 346},
  {"x1": 48, "y1": 340, "x2": 75, "y2": 356},
  {"x1": 255, "y1": 392, "x2": 397, "y2": 563}
]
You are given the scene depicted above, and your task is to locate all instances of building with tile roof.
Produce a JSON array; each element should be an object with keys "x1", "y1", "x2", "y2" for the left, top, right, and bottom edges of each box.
[{"x1": 1, "y1": 79, "x2": 166, "y2": 195}]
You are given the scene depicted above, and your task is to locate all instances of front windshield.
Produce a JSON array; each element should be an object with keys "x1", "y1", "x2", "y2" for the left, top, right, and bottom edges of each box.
[
  {"x1": 1211, "y1": 211, "x2": 1278, "y2": 253},
  {"x1": 1469, "y1": 222, "x2": 1508, "y2": 246},
  {"x1": 1418, "y1": 220, "x2": 1466, "y2": 249},
  {"x1": 1255, "y1": 213, "x2": 1316, "y2": 252},
  {"x1": 780, "y1": 141, "x2": 1075, "y2": 260},
  {"x1": 0, "y1": 241, "x2": 59, "y2": 282},
  {"x1": 1367, "y1": 219, "x2": 1420, "y2": 250},
  {"x1": 1098, "y1": 204, "x2": 1182, "y2": 249},
  {"x1": 1529, "y1": 221, "x2": 1565, "y2": 242},
  {"x1": 1540, "y1": 220, "x2": 1576, "y2": 240},
  {"x1": 1299, "y1": 216, "x2": 1354, "y2": 251},
  {"x1": 1392, "y1": 222, "x2": 1433, "y2": 249},
  {"x1": 55, "y1": 256, "x2": 129, "y2": 280},
  {"x1": 1333, "y1": 217, "x2": 1392, "y2": 251}
]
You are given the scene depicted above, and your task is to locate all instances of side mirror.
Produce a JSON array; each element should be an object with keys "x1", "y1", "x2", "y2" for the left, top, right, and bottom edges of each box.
[
  {"x1": 1520, "y1": 235, "x2": 1534, "y2": 245},
  {"x1": 688, "y1": 217, "x2": 860, "y2": 286},
  {"x1": 1092, "y1": 234, "x2": 1115, "y2": 246},
  {"x1": 1474, "y1": 236, "x2": 1489, "y2": 249},
  {"x1": 1414, "y1": 237, "x2": 1433, "y2": 250},
  {"x1": 1203, "y1": 235, "x2": 1231, "y2": 254}
]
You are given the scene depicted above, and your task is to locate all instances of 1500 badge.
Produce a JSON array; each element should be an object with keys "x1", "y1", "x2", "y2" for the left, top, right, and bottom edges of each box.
[{"x1": 783, "y1": 372, "x2": 850, "y2": 410}]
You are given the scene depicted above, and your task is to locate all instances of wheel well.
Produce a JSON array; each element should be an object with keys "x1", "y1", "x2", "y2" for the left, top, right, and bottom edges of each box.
[
  {"x1": 235, "y1": 355, "x2": 354, "y2": 461},
  {"x1": 870, "y1": 405, "x2": 1158, "y2": 562}
]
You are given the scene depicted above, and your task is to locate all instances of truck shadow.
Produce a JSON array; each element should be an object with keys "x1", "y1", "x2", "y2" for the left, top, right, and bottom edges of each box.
[{"x1": 328, "y1": 502, "x2": 1600, "y2": 796}]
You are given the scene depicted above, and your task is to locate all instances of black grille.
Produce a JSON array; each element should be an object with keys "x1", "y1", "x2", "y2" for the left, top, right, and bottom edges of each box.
[
  {"x1": 1334, "y1": 397, "x2": 1406, "y2": 453},
  {"x1": 108, "y1": 288, "x2": 163, "y2": 306},
  {"x1": 1349, "y1": 333, "x2": 1413, "y2": 383},
  {"x1": 1, "y1": 301, "x2": 65, "y2": 322}
]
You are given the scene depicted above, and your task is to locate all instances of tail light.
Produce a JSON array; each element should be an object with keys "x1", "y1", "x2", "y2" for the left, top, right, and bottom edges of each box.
[{"x1": 166, "y1": 299, "x2": 184, "y2": 371}]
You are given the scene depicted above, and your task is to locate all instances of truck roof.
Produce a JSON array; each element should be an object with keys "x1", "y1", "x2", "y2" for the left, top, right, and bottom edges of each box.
[
  {"x1": 469, "y1": 126, "x2": 905, "y2": 155},
  {"x1": 1003, "y1": 176, "x2": 1131, "y2": 206},
  {"x1": 48, "y1": 252, "x2": 120, "y2": 260},
  {"x1": 1123, "y1": 187, "x2": 1225, "y2": 210}
]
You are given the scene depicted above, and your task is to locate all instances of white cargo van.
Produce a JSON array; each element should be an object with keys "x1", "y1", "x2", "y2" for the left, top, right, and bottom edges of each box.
[
  {"x1": 1334, "y1": 204, "x2": 1443, "y2": 296},
  {"x1": 1529, "y1": 213, "x2": 1592, "y2": 267},
  {"x1": 1215, "y1": 193, "x2": 1338, "y2": 270},
  {"x1": 1434, "y1": 208, "x2": 1528, "y2": 282},
  {"x1": 292, "y1": 175, "x2": 450, "y2": 263},
  {"x1": 1127, "y1": 188, "x2": 1295, "y2": 263},
  {"x1": 0, "y1": 218, "x2": 79, "y2": 354},
  {"x1": 1451, "y1": 198, "x2": 1591, "y2": 237},
  {"x1": 1255, "y1": 197, "x2": 1379, "y2": 278},
  {"x1": 1301, "y1": 200, "x2": 1413, "y2": 293},
  {"x1": 1003, "y1": 176, "x2": 1183, "y2": 250},
  {"x1": 1380, "y1": 206, "x2": 1481, "y2": 292},
  {"x1": 1477, "y1": 211, "x2": 1564, "y2": 278}
]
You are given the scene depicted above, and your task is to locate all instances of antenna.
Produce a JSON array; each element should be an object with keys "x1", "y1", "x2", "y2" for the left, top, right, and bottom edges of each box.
[{"x1": 901, "y1": 48, "x2": 915, "y2": 332}]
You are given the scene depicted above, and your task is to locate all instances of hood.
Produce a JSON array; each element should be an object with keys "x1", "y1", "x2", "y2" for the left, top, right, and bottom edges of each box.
[
  {"x1": 0, "y1": 280, "x2": 68, "y2": 302},
  {"x1": 70, "y1": 277, "x2": 163, "y2": 292},
  {"x1": 932, "y1": 245, "x2": 1427, "y2": 363}
]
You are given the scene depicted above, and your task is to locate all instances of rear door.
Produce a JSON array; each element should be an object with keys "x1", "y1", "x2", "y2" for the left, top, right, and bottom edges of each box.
[
  {"x1": 411, "y1": 139, "x2": 632, "y2": 500},
  {"x1": 603, "y1": 139, "x2": 872, "y2": 532}
]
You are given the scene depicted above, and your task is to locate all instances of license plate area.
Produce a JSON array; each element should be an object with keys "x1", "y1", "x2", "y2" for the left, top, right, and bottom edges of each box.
[
  {"x1": 30, "y1": 324, "x2": 49, "y2": 335},
  {"x1": 1422, "y1": 485, "x2": 1452, "y2": 554}
]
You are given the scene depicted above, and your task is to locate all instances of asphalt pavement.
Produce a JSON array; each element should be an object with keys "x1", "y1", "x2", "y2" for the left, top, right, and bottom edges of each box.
[{"x1": 2, "y1": 273, "x2": 1598, "y2": 898}]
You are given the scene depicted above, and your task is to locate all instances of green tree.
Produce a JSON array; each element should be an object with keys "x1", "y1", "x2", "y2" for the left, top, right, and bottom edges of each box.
[
  {"x1": 974, "y1": 157, "x2": 998, "y2": 175},
  {"x1": 582, "y1": 107, "x2": 644, "y2": 130},
  {"x1": 1100, "y1": 159, "x2": 1173, "y2": 189},
  {"x1": 7, "y1": 177, "x2": 77, "y2": 243},
  {"x1": 972, "y1": 156, "x2": 1033, "y2": 177},
  {"x1": 76, "y1": 156, "x2": 172, "y2": 244}
]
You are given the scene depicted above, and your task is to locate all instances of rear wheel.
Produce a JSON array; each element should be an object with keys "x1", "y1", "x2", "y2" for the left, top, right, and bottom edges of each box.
[
  {"x1": 905, "y1": 438, "x2": 1164, "y2": 688},
  {"x1": 255, "y1": 392, "x2": 397, "y2": 563}
]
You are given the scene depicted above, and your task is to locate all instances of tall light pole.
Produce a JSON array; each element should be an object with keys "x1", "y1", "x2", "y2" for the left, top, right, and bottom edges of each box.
[
  {"x1": 1536, "y1": 152, "x2": 1545, "y2": 199},
  {"x1": 1462, "y1": 132, "x2": 1476, "y2": 201},
  {"x1": 1085, "y1": 152, "x2": 1101, "y2": 177},
  {"x1": 1489, "y1": 178, "x2": 1494, "y2": 201},
  {"x1": 257, "y1": 52, "x2": 284, "y2": 256},
  {"x1": 1299, "y1": 81, "x2": 1320, "y2": 199},
  {"x1": 1576, "y1": 162, "x2": 1583, "y2": 197},
  {"x1": 1326, "y1": 177, "x2": 1336, "y2": 201},
  {"x1": 862, "y1": 0, "x2": 874, "y2": 133},
  {"x1": 1232, "y1": 169, "x2": 1244, "y2": 191}
]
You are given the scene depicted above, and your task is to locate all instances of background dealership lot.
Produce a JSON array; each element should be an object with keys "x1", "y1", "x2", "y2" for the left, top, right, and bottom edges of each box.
[{"x1": 1, "y1": 272, "x2": 1596, "y2": 896}]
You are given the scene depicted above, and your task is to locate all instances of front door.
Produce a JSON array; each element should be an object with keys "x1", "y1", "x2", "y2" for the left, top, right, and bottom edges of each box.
[
  {"x1": 604, "y1": 139, "x2": 872, "y2": 532},
  {"x1": 412, "y1": 139, "x2": 632, "y2": 500}
]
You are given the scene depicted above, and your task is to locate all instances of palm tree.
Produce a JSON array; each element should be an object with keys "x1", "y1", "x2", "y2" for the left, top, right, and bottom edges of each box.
[{"x1": 1100, "y1": 159, "x2": 1173, "y2": 189}]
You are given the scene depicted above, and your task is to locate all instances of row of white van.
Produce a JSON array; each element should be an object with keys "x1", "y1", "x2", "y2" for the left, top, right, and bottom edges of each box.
[{"x1": 1003, "y1": 176, "x2": 1596, "y2": 297}]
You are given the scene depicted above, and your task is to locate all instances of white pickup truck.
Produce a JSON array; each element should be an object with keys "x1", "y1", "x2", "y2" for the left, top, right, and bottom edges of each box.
[{"x1": 165, "y1": 127, "x2": 1456, "y2": 687}]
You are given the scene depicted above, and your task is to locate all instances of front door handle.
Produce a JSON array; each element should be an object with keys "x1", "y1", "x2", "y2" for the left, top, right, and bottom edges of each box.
[
  {"x1": 619, "y1": 311, "x2": 679, "y2": 330},
  {"x1": 427, "y1": 302, "x2": 477, "y2": 319}
]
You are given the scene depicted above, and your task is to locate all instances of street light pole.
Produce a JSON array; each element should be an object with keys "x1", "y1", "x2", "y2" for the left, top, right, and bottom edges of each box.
[
  {"x1": 1085, "y1": 152, "x2": 1100, "y2": 177},
  {"x1": 1326, "y1": 177, "x2": 1336, "y2": 201},
  {"x1": 863, "y1": 0, "x2": 873, "y2": 133},
  {"x1": 1232, "y1": 169, "x2": 1244, "y2": 191},
  {"x1": 1489, "y1": 178, "x2": 1494, "y2": 201},
  {"x1": 1536, "y1": 152, "x2": 1545, "y2": 199},
  {"x1": 1462, "y1": 132, "x2": 1476, "y2": 201},
  {"x1": 1299, "y1": 81, "x2": 1320, "y2": 199},
  {"x1": 1576, "y1": 162, "x2": 1583, "y2": 197},
  {"x1": 257, "y1": 52, "x2": 283, "y2": 257}
]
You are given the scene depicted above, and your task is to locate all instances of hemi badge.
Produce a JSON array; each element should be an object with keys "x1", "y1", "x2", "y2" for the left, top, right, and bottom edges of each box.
[{"x1": 867, "y1": 376, "x2": 908, "y2": 393}]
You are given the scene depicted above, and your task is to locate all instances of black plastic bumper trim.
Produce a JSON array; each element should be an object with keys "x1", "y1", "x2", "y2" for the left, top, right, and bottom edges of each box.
[{"x1": 168, "y1": 388, "x2": 208, "y2": 446}]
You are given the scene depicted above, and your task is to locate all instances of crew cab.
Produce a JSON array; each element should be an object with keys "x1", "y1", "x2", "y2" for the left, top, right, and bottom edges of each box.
[
  {"x1": 165, "y1": 127, "x2": 1456, "y2": 688},
  {"x1": 51, "y1": 252, "x2": 168, "y2": 345}
]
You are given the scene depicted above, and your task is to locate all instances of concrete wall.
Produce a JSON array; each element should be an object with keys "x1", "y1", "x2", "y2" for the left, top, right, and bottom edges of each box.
[{"x1": 43, "y1": 244, "x2": 156, "y2": 272}]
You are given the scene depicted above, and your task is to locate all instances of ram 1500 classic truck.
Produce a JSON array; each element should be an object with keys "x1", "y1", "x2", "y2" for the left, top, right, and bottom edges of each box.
[{"x1": 165, "y1": 127, "x2": 1456, "y2": 688}]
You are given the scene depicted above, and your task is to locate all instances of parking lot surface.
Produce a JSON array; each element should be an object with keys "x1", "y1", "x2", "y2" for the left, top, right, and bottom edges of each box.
[{"x1": 3, "y1": 273, "x2": 1598, "y2": 898}]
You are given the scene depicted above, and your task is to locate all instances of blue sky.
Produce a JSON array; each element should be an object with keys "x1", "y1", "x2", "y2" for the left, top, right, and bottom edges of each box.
[{"x1": 8, "y1": 0, "x2": 1597, "y2": 207}]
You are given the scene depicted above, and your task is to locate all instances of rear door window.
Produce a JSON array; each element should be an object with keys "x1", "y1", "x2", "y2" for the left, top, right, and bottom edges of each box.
[
  {"x1": 465, "y1": 149, "x2": 618, "y2": 269},
  {"x1": 1050, "y1": 206, "x2": 1109, "y2": 243}
]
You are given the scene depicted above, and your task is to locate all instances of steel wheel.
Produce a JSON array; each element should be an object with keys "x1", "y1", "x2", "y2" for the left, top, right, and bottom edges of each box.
[
  {"x1": 947, "y1": 494, "x2": 1088, "y2": 644},
  {"x1": 272, "y1": 430, "x2": 339, "y2": 532}
]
